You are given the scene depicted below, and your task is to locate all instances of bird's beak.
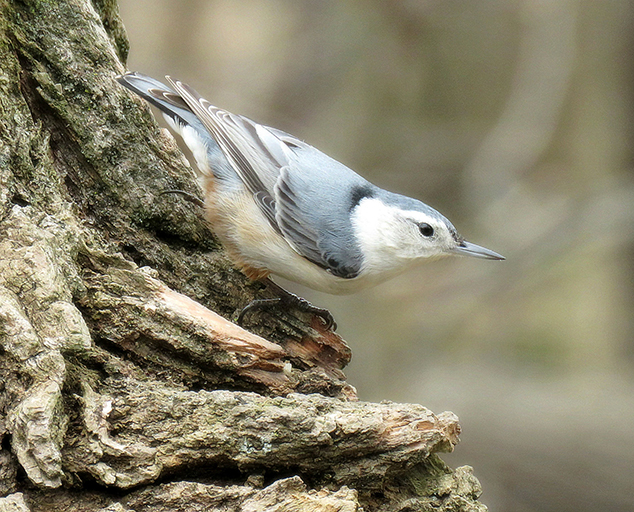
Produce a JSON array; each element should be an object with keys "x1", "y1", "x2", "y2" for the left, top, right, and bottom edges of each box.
[{"x1": 452, "y1": 241, "x2": 505, "y2": 260}]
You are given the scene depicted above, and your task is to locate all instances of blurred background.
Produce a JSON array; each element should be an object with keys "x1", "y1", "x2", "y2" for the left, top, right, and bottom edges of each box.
[{"x1": 117, "y1": 1, "x2": 634, "y2": 510}]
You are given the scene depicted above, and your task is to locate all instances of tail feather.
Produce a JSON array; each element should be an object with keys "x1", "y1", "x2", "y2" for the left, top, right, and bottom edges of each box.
[
  {"x1": 117, "y1": 72, "x2": 202, "y2": 131},
  {"x1": 117, "y1": 72, "x2": 237, "y2": 184}
]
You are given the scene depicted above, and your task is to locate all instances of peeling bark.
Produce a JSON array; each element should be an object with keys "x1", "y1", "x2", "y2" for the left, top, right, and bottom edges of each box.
[
  {"x1": 62, "y1": 382, "x2": 459, "y2": 490},
  {"x1": 0, "y1": 0, "x2": 486, "y2": 510}
]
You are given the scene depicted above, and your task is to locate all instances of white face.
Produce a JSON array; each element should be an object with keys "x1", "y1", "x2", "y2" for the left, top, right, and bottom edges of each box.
[{"x1": 351, "y1": 197, "x2": 460, "y2": 275}]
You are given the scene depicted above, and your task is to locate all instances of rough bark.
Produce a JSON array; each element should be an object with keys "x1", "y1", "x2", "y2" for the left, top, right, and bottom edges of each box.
[{"x1": 0, "y1": 0, "x2": 486, "y2": 510}]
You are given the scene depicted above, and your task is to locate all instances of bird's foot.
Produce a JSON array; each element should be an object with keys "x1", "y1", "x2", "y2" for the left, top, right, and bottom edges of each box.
[{"x1": 237, "y1": 284, "x2": 337, "y2": 331}]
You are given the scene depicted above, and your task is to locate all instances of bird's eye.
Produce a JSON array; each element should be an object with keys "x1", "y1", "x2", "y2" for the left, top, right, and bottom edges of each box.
[{"x1": 419, "y1": 223, "x2": 434, "y2": 237}]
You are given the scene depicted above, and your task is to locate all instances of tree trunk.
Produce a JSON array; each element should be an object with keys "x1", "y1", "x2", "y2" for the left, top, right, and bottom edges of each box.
[{"x1": 0, "y1": 1, "x2": 486, "y2": 510}]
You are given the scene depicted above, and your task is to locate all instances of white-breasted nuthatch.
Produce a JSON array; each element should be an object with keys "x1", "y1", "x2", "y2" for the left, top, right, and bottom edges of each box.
[{"x1": 117, "y1": 72, "x2": 504, "y2": 329}]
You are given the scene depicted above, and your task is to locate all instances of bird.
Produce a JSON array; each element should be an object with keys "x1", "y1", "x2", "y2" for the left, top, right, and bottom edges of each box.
[{"x1": 117, "y1": 72, "x2": 504, "y2": 330}]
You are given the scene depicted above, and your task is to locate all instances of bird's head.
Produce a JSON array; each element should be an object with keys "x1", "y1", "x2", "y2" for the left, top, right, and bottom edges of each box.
[{"x1": 350, "y1": 193, "x2": 504, "y2": 276}]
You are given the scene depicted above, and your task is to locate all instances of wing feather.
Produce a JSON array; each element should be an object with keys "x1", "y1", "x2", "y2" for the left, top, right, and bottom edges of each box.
[{"x1": 165, "y1": 77, "x2": 280, "y2": 227}]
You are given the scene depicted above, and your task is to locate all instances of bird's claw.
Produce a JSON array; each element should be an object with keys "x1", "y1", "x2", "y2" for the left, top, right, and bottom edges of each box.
[
  {"x1": 237, "y1": 292, "x2": 337, "y2": 331},
  {"x1": 290, "y1": 296, "x2": 337, "y2": 331}
]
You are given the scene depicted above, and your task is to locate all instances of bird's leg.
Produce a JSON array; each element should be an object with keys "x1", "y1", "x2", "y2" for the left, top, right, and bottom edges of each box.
[
  {"x1": 237, "y1": 279, "x2": 337, "y2": 331},
  {"x1": 159, "y1": 189, "x2": 204, "y2": 207}
]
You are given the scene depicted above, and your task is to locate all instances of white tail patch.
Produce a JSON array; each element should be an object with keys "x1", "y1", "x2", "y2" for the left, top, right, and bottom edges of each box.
[{"x1": 162, "y1": 115, "x2": 211, "y2": 177}]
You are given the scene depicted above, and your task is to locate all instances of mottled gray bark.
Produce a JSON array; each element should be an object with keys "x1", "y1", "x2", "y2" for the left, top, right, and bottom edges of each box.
[{"x1": 0, "y1": 0, "x2": 486, "y2": 510}]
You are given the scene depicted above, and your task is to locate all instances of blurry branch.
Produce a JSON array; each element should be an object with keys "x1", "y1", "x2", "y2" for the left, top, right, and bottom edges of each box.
[{"x1": 464, "y1": 0, "x2": 577, "y2": 211}]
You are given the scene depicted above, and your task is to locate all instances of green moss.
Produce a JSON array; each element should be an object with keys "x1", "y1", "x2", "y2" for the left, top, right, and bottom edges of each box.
[
  {"x1": 91, "y1": 0, "x2": 130, "y2": 62},
  {"x1": 406, "y1": 455, "x2": 456, "y2": 498}
]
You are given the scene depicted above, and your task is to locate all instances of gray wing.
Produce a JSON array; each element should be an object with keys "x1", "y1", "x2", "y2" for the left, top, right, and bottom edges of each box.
[
  {"x1": 166, "y1": 77, "x2": 285, "y2": 229},
  {"x1": 165, "y1": 77, "x2": 367, "y2": 278},
  {"x1": 274, "y1": 148, "x2": 372, "y2": 279}
]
